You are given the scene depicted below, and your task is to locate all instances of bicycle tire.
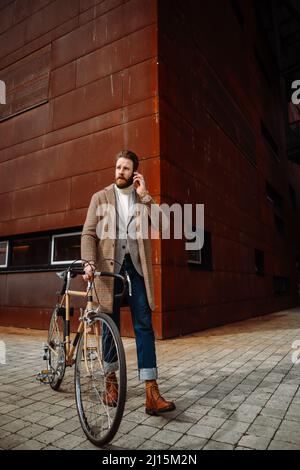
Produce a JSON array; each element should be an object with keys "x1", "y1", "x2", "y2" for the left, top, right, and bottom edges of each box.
[
  {"x1": 47, "y1": 307, "x2": 66, "y2": 390},
  {"x1": 74, "y1": 312, "x2": 127, "y2": 447}
]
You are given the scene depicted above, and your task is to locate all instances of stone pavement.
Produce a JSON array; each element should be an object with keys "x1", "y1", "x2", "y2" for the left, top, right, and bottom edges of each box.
[{"x1": 0, "y1": 307, "x2": 300, "y2": 450}]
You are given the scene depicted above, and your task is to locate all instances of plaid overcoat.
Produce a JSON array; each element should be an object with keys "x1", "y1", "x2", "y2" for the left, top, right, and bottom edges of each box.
[{"x1": 81, "y1": 183, "x2": 155, "y2": 313}]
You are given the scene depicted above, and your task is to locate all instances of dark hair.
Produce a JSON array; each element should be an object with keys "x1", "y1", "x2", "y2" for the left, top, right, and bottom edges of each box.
[{"x1": 115, "y1": 150, "x2": 139, "y2": 172}]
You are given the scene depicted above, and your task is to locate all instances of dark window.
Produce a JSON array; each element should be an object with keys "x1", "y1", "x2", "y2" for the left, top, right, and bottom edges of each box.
[
  {"x1": 289, "y1": 184, "x2": 297, "y2": 212},
  {"x1": 255, "y1": 249, "x2": 264, "y2": 276},
  {"x1": 51, "y1": 233, "x2": 81, "y2": 264},
  {"x1": 0, "y1": 241, "x2": 8, "y2": 267},
  {"x1": 11, "y1": 236, "x2": 50, "y2": 267},
  {"x1": 266, "y1": 182, "x2": 283, "y2": 211},
  {"x1": 230, "y1": 0, "x2": 245, "y2": 31},
  {"x1": 274, "y1": 214, "x2": 285, "y2": 236},
  {"x1": 0, "y1": 227, "x2": 82, "y2": 272},
  {"x1": 273, "y1": 276, "x2": 290, "y2": 295},
  {"x1": 187, "y1": 230, "x2": 213, "y2": 270},
  {"x1": 261, "y1": 120, "x2": 280, "y2": 161}
]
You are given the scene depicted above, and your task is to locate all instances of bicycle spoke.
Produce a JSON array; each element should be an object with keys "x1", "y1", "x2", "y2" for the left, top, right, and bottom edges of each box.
[
  {"x1": 75, "y1": 313, "x2": 126, "y2": 446},
  {"x1": 47, "y1": 308, "x2": 66, "y2": 390}
]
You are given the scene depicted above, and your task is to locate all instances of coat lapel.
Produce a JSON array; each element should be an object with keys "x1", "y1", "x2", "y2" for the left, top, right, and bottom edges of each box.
[
  {"x1": 104, "y1": 184, "x2": 117, "y2": 237},
  {"x1": 127, "y1": 189, "x2": 137, "y2": 228},
  {"x1": 104, "y1": 183, "x2": 116, "y2": 205}
]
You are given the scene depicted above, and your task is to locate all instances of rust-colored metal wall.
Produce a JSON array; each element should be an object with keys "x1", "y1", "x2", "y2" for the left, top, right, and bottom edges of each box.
[
  {"x1": 0, "y1": 0, "x2": 161, "y2": 336},
  {"x1": 1, "y1": 0, "x2": 299, "y2": 339},
  {"x1": 158, "y1": 0, "x2": 300, "y2": 337}
]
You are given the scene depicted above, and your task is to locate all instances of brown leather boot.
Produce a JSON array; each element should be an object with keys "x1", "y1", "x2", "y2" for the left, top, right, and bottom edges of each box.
[
  {"x1": 145, "y1": 380, "x2": 176, "y2": 415},
  {"x1": 103, "y1": 372, "x2": 118, "y2": 407}
]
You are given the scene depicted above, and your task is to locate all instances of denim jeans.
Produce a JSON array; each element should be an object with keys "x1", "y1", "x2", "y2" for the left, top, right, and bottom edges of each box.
[{"x1": 103, "y1": 254, "x2": 157, "y2": 381}]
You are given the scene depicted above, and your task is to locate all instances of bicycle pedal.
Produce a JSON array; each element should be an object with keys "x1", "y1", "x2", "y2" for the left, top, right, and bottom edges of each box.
[{"x1": 36, "y1": 369, "x2": 52, "y2": 383}]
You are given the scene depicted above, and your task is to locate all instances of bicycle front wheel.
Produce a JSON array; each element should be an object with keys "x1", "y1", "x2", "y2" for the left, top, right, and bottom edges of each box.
[
  {"x1": 47, "y1": 306, "x2": 66, "y2": 390},
  {"x1": 74, "y1": 312, "x2": 127, "y2": 447}
]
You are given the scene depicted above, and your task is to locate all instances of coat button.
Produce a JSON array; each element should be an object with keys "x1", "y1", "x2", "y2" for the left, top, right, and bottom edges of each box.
[
  {"x1": 122, "y1": 245, "x2": 125, "y2": 249},
  {"x1": 110, "y1": 261, "x2": 113, "y2": 266}
]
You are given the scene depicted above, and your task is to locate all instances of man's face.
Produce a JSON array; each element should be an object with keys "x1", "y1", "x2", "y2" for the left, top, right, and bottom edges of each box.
[{"x1": 115, "y1": 157, "x2": 134, "y2": 188}]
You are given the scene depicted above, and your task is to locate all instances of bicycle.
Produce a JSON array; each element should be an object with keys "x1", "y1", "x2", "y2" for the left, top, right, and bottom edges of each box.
[{"x1": 37, "y1": 260, "x2": 131, "y2": 447}]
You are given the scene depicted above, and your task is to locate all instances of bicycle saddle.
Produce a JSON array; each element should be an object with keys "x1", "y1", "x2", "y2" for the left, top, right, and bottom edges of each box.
[{"x1": 56, "y1": 270, "x2": 81, "y2": 280}]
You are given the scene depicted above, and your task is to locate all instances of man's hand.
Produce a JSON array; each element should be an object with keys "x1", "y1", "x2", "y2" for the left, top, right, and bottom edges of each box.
[
  {"x1": 82, "y1": 264, "x2": 95, "y2": 281},
  {"x1": 133, "y1": 172, "x2": 147, "y2": 198}
]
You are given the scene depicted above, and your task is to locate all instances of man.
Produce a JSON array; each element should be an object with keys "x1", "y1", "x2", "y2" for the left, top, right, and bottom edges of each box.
[{"x1": 81, "y1": 149, "x2": 175, "y2": 415}]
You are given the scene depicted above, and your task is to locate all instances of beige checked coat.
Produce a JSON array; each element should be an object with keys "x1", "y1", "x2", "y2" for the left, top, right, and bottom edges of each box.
[{"x1": 81, "y1": 183, "x2": 155, "y2": 313}]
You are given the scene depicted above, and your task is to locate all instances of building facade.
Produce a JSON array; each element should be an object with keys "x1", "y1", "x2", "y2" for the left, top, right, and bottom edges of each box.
[{"x1": 0, "y1": 0, "x2": 299, "y2": 338}]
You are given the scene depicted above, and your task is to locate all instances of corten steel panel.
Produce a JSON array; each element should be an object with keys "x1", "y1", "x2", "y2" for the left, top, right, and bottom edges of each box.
[
  {"x1": 76, "y1": 24, "x2": 157, "y2": 87},
  {"x1": 52, "y1": 74, "x2": 123, "y2": 130},
  {"x1": 0, "y1": 192, "x2": 12, "y2": 222},
  {"x1": 0, "y1": 17, "x2": 80, "y2": 71},
  {"x1": 0, "y1": 2, "x2": 14, "y2": 35},
  {"x1": 0, "y1": 103, "x2": 51, "y2": 150},
  {"x1": 157, "y1": 0, "x2": 300, "y2": 337},
  {"x1": 0, "y1": 0, "x2": 79, "y2": 60},
  {"x1": 78, "y1": 0, "x2": 125, "y2": 26},
  {"x1": 0, "y1": 306, "x2": 54, "y2": 330},
  {"x1": 50, "y1": 61, "x2": 76, "y2": 99},
  {"x1": 4, "y1": 272, "x2": 85, "y2": 308},
  {"x1": 12, "y1": 179, "x2": 71, "y2": 220},
  {"x1": 0, "y1": 115, "x2": 159, "y2": 195},
  {"x1": 52, "y1": 0, "x2": 156, "y2": 68},
  {"x1": 0, "y1": 96, "x2": 157, "y2": 165},
  {"x1": 0, "y1": 45, "x2": 51, "y2": 120},
  {"x1": 0, "y1": 208, "x2": 87, "y2": 239},
  {"x1": 0, "y1": 305, "x2": 82, "y2": 332},
  {"x1": 0, "y1": 0, "x2": 161, "y2": 337}
]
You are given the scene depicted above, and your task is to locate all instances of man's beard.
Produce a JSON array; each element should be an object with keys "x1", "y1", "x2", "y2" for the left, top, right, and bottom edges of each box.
[{"x1": 115, "y1": 173, "x2": 134, "y2": 188}]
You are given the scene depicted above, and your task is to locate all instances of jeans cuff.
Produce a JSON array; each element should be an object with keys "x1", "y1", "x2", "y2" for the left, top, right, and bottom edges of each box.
[
  {"x1": 104, "y1": 361, "x2": 119, "y2": 374},
  {"x1": 138, "y1": 367, "x2": 158, "y2": 381}
]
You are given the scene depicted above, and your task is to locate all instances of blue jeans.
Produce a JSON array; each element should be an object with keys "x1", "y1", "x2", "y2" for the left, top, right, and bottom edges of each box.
[{"x1": 103, "y1": 254, "x2": 157, "y2": 381}]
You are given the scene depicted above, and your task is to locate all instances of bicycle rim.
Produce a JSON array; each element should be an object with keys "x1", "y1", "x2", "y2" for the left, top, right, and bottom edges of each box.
[
  {"x1": 74, "y1": 312, "x2": 127, "y2": 447},
  {"x1": 48, "y1": 307, "x2": 66, "y2": 390}
]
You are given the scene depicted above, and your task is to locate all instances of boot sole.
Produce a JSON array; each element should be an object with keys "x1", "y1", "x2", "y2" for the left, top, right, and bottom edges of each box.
[{"x1": 145, "y1": 404, "x2": 176, "y2": 416}]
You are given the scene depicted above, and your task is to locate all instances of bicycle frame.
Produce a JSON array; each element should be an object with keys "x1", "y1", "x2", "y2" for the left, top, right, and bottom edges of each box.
[
  {"x1": 46, "y1": 268, "x2": 128, "y2": 370},
  {"x1": 58, "y1": 271, "x2": 94, "y2": 366}
]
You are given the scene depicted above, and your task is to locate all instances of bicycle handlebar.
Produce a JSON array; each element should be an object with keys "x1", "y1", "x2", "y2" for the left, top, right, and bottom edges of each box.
[
  {"x1": 57, "y1": 268, "x2": 129, "y2": 298},
  {"x1": 94, "y1": 271, "x2": 127, "y2": 298}
]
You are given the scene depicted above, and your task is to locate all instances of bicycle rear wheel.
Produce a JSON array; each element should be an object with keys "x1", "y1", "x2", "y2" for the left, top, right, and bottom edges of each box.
[
  {"x1": 47, "y1": 307, "x2": 66, "y2": 390},
  {"x1": 74, "y1": 312, "x2": 127, "y2": 447}
]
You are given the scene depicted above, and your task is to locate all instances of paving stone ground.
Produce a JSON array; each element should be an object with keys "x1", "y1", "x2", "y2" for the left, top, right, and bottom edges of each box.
[{"x1": 0, "y1": 307, "x2": 300, "y2": 450}]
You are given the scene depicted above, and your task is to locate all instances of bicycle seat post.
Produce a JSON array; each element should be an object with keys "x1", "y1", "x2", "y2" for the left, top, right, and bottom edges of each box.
[
  {"x1": 86, "y1": 281, "x2": 94, "y2": 312},
  {"x1": 65, "y1": 271, "x2": 72, "y2": 356}
]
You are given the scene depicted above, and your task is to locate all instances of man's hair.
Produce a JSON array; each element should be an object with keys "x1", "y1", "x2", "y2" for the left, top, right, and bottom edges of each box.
[{"x1": 115, "y1": 150, "x2": 139, "y2": 172}]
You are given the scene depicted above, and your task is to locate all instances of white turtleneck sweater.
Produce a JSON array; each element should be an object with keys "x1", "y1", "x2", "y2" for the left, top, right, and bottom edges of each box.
[
  {"x1": 114, "y1": 183, "x2": 134, "y2": 223},
  {"x1": 114, "y1": 183, "x2": 135, "y2": 254}
]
